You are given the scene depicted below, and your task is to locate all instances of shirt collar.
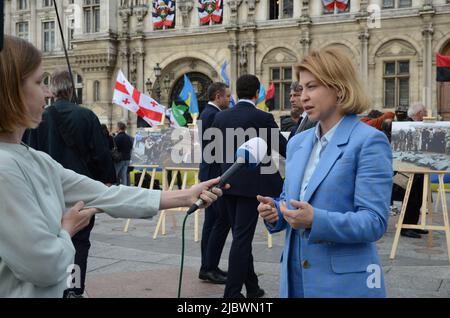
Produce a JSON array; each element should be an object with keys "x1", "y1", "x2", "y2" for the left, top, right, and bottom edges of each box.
[
  {"x1": 238, "y1": 99, "x2": 256, "y2": 107},
  {"x1": 208, "y1": 102, "x2": 221, "y2": 112},
  {"x1": 314, "y1": 116, "x2": 345, "y2": 145}
]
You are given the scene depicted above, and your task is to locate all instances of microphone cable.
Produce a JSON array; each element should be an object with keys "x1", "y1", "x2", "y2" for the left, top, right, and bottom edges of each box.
[{"x1": 177, "y1": 212, "x2": 190, "y2": 298}]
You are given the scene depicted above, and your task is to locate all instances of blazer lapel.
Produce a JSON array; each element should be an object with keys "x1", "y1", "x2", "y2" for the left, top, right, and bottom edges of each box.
[
  {"x1": 288, "y1": 131, "x2": 315, "y2": 201},
  {"x1": 303, "y1": 115, "x2": 358, "y2": 202}
]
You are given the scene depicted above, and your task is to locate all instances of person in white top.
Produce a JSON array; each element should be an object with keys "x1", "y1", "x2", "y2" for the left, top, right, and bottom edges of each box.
[{"x1": 0, "y1": 35, "x2": 226, "y2": 298}]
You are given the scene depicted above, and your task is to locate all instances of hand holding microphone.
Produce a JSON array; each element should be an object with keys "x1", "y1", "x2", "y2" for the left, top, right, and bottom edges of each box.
[{"x1": 187, "y1": 137, "x2": 268, "y2": 215}]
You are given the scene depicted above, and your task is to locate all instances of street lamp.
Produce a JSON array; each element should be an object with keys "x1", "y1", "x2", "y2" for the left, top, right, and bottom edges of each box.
[
  {"x1": 145, "y1": 78, "x2": 153, "y2": 95},
  {"x1": 154, "y1": 63, "x2": 162, "y2": 102},
  {"x1": 163, "y1": 75, "x2": 171, "y2": 96}
]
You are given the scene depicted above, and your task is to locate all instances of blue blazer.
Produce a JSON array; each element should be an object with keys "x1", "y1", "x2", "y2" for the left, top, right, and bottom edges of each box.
[
  {"x1": 198, "y1": 103, "x2": 221, "y2": 182},
  {"x1": 266, "y1": 115, "x2": 393, "y2": 298}
]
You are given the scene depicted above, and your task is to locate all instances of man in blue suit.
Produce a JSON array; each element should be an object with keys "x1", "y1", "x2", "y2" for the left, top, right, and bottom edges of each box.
[
  {"x1": 257, "y1": 48, "x2": 392, "y2": 298},
  {"x1": 198, "y1": 82, "x2": 231, "y2": 284},
  {"x1": 212, "y1": 75, "x2": 287, "y2": 298}
]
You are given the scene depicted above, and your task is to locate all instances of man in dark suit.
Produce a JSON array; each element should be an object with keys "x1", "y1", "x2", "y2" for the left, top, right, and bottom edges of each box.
[
  {"x1": 198, "y1": 82, "x2": 231, "y2": 284},
  {"x1": 288, "y1": 81, "x2": 316, "y2": 141},
  {"x1": 23, "y1": 70, "x2": 116, "y2": 297},
  {"x1": 211, "y1": 75, "x2": 287, "y2": 298}
]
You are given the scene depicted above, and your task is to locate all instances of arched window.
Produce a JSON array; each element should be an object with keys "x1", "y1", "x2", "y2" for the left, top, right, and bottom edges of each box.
[{"x1": 93, "y1": 80, "x2": 100, "y2": 102}]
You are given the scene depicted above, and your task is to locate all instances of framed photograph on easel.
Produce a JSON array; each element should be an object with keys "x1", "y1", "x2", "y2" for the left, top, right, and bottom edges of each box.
[
  {"x1": 391, "y1": 121, "x2": 450, "y2": 172},
  {"x1": 130, "y1": 127, "x2": 200, "y2": 169}
]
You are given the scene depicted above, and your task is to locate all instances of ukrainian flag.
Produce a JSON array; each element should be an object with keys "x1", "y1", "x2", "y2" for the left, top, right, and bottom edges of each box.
[
  {"x1": 179, "y1": 74, "x2": 199, "y2": 114},
  {"x1": 256, "y1": 84, "x2": 269, "y2": 112}
]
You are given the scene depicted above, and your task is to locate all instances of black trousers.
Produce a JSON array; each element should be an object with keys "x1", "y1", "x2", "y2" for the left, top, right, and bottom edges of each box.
[
  {"x1": 223, "y1": 195, "x2": 260, "y2": 298},
  {"x1": 392, "y1": 174, "x2": 424, "y2": 225},
  {"x1": 64, "y1": 215, "x2": 95, "y2": 296},
  {"x1": 200, "y1": 198, "x2": 230, "y2": 272}
]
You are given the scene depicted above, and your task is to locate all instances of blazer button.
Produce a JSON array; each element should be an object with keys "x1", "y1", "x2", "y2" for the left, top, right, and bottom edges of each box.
[{"x1": 302, "y1": 260, "x2": 310, "y2": 269}]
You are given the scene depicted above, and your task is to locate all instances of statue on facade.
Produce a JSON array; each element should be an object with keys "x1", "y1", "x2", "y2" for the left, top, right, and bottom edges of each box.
[
  {"x1": 178, "y1": 0, "x2": 194, "y2": 28},
  {"x1": 245, "y1": 0, "x2": 257, "y2": 23},
  {"x1": 239, "y1": 45, "x2": 248, "y2": 74},
  {"x1": 228, "y1": 0, "x2": 243, "y2": 24}
]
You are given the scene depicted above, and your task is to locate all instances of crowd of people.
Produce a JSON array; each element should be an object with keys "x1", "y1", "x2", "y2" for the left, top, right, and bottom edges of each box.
[{"x1": 1, "y1": 34, "x2": 447, "y2": 298}]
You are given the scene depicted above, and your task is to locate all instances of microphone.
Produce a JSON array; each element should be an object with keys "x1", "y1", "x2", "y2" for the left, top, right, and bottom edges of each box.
[{"x1": 186, "y1": 137, "x2": 268, "y2": 215}]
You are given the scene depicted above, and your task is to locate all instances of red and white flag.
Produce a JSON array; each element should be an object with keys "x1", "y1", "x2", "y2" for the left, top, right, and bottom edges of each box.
[{"x1": 113, "y1": 70, "x2": 166, "y2": 127}]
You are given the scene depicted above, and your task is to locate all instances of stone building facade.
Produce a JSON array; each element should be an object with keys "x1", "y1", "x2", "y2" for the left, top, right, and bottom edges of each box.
[{"x1": 4, "y1": 0, "x2": 450, "y2": 133}]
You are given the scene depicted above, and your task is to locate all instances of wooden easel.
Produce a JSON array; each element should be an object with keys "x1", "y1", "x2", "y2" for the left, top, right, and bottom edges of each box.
[
  {"x1": 123, "y1": 165, "x2": 160, "y2": 233},
  {"x1": 153, "y1": 167, "x2": 200, "y2": 241},
  {"x1": 390, "y1": 170, "x2": 450, "y2": 262}
]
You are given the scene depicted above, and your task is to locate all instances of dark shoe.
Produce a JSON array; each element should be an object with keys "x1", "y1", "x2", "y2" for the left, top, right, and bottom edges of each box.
[
  {"x1": 247, "y1": 288, "x2": 265, "y2": 298},
  {"x1": 216, "y1": 268, "x2": 228, "y2": 277},
  {"x1": 199, "y1": 270, "x2": 227, "y2": 284},
  {"x1": 401, "y1": 229, "x2": 421, "y2": 239},
  {"x1": 413, "y1": 229, "x2": 429, "y2": 235}
]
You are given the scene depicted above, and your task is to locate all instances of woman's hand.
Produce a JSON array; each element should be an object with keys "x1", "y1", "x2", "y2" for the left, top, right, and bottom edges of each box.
[
  {"x1": 280, "y1": 200, "x2": 314, "y2": 230},
  {"x1": 189, "y1": 177, "x2": 229, "y2": 209},
  {"x1": 61, "y1": 201, "x2": 99, "y2": 237},
  {"x1": 256, "y1": 195, "x2": 279, "y2": 224}
]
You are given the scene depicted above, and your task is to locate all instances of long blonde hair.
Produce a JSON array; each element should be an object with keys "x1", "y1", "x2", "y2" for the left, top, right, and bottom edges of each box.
[
  {"x1": 0, "y1": 36, "x2": 42, "y2": 132},
  {"x1": 295, "y1": 47, "x2": 370, "y2": 114}
]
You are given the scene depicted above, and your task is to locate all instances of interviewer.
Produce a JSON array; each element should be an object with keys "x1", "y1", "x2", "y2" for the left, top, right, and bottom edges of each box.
[{"x1": 0, "y1": 35, "x2": 225, "y2": 298}]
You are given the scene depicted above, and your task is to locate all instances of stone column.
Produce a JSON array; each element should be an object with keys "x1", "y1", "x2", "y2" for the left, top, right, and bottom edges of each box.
[
  {"x1": 419, "y1": 4, "x2": 435, "y2": 116},
  {"x1": 247, "y1": 42, "x2": 257, "y2": 75},
  {"x1": 228, "y1": 42, "x2": 238, "y2": 94},
  {"x1": 299, "y1": 1, "x2": 312, "y2": 62},
  {"x1": 422, "y1": 23, "x2": 434, "y2": 115},
  {"x1": 359, "y1": 28, "x2": 370, "y2": 89},
  {"x1": 136, "y1": 46, "x2": 145, "y2": 92}
]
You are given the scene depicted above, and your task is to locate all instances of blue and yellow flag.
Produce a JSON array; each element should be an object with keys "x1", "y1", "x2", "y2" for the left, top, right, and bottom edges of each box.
[
  {"x1": 179, "y1": 74, "x2": 199, "y2": 114},
  {"x1": 256, "y1": 84, "x2": 268, "y2": 112}
]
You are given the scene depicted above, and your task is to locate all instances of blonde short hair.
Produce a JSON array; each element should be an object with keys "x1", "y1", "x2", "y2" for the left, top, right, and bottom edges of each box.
[
  {"x1": 295, "y1": 47, "x2": 370, "y2": 115},
  {"x1": 0, "y1": 36, "x2": 42, "y2": 132}
]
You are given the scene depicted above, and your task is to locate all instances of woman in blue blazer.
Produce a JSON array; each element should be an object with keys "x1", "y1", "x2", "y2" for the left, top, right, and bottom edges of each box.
[{"x1": 257, "y1": 48, "x2": 393, "y2": 298}]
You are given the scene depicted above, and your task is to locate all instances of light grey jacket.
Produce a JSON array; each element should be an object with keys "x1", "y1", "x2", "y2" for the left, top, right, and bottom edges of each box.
[{"x1": 0, "y1": 142, "x2": 160, "y2": 298}]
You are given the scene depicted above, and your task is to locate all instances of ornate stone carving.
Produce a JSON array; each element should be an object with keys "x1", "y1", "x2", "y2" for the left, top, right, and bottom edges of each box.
[
  {"x1": 375, "y1": 40, "x2": 417, "y2": 58},
  {"x1": 119, "y1": 7, "x2": 132, "y2": 33},
  {"x1": 129, "y1": 52, "x2": 138, "y2": 85},
  {"x1": 245, "y1": 0, "x2": 258, "y2": 23},
  {"x1": 75, "y1": 53, "x2": 118, "y2": 73},
  {"x1": 178, "y1": 0, "x2": 194, "y2": 28},
  {"x1": 358, "y1": 28, "x2": 370, "y2": 42},
  {"x1": 120, "y1": 0, "x2": 131, "y2": 8},
  {"x1": 422, "y1": 0, "x2": 433, "y2": 11},
  {"x1": 262, "y1": 48, "x2": 298, "y2": 64},
  {"x1": 228, "y1": 0, "x2": 243, "y2": 24},
  {"x1": 239, "y1": 45, "x2": 248, "y2": 74},
  {"x1": 133, "y1": 4, "x2": 148, "y2": 31},
  {"x1": 301, "y1": 0, "x2": 310, "y2": 18},
  {"x1": 422, "y1": 23, "x2": 434, "y2": 37}
]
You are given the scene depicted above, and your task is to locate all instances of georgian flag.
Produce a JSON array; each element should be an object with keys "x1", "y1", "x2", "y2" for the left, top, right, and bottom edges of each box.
[{"x1": 113, "y1": 70, "x2": 166, "y2": 127}]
